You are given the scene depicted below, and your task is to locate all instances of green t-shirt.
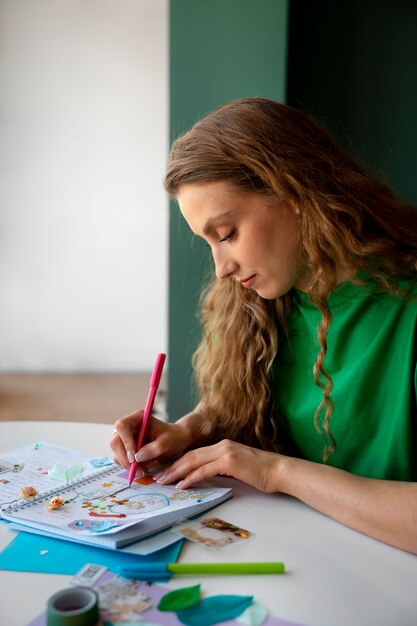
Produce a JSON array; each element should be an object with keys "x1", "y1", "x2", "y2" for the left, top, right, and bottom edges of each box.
[{"x1": 274, "y1": 279, "x2": 417, "y2": 480}]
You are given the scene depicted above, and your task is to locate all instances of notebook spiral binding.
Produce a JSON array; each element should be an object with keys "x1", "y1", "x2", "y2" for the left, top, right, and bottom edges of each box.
[{"x1": 1, "y1": 463, "x2": 120, "y2": 513}]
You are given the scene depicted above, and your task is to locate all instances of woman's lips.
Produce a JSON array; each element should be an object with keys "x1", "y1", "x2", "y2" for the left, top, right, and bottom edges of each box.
[{"x1": 241, "y1": 274, "x2": 257, "y2": 289}]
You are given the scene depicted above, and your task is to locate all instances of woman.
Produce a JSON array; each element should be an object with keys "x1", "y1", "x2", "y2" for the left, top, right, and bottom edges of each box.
[{"x1": 111, "y1": 98, "x2": 417, "y2": 554}]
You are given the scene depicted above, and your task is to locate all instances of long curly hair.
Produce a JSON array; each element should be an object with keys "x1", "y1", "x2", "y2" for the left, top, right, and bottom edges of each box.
[{"x1": 165, "y1": 97, "x2": 417, "y2": 462}]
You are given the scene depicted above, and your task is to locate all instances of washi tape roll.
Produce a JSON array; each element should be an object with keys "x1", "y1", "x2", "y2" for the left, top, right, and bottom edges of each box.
[{"x1": 46, "y1": 586, "x2": 99, "y2": 626}]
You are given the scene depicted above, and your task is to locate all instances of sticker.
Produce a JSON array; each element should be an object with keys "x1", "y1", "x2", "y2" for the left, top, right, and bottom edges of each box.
[
  {"x1": 134, "y1": 474, "x2": 156, "y2": 486},
  {"x1": 95, "y1": 575, "x2": 152, "y2": 622},
  {"x1": 47, "y1": 496, "x2": 65, "y2": 510},
  {"x1": 0, "y1": 461, "x2": 13, "y2": 476},
  {"x1": 48, "y1": 464, "x2": 83, "y2": 481},
  {"x1": 173, "y1": 517, "x2": 252, "y2": 549},
  {"x1": 70, "y1": 563, "x2": 108, "y2": 586},
  {"x1": 67, "y1": 519, "x2": 120, "y2": 533},
  {"x1": 90, "y1": 457, "x2": 114, "y2": 468},
  {"x1": 20, "y1": 486, "x2": 38, "y2": 499}
]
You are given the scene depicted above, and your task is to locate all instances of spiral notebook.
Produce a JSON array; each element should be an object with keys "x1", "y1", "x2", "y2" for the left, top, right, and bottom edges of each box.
[{"x1": 0, "y1": 442, "x2": 232, "y2": 549}]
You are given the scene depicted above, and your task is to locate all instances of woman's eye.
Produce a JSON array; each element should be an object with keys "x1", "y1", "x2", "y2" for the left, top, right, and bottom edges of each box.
[{"x1": 219, "y1": 228, "x2": 236, "y2": 243}]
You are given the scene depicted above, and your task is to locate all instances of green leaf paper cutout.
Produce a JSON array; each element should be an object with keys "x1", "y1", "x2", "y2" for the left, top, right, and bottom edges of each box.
[
  {"x1": 157, "y1": 584, "x2": 201, "y2": 612},
  {"x1": 177, "y1": 594, "x2": 253, "y2": 626}
]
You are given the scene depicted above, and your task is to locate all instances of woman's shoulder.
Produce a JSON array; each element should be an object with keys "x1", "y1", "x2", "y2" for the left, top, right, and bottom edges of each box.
[{"x1": 289, "y1": 272, "x2": 417, "y2": 314}]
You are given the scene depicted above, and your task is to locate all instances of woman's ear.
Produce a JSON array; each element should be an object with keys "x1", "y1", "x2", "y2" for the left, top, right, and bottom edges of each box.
[{"x1": 286, "y1": 197, "x2": 300, "y2": 216}]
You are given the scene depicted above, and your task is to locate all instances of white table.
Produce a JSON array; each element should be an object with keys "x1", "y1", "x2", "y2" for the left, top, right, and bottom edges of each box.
[{"x1": 1, "y1": 421, "x2": 416, "y2": 626}]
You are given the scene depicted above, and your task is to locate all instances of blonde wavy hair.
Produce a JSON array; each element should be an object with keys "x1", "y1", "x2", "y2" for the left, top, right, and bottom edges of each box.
[{"x1": 165, "y1": 98, "x2": 417, "y2": 462}]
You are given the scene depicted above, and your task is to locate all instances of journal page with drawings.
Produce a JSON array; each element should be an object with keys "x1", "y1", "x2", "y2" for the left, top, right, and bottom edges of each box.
[
  {"x1": 0, "y1": 441, "x2": 110, "y2": 511},
  {"x1": 0, "y1": 442, "x2": 232, "y2": 540}
]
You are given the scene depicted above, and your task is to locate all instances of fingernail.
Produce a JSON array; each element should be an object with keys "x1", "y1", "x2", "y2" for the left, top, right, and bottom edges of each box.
[
  {"x1": 127, "y1": 450, "x2": 134, "y2": 463},
  {"x1": 135, "y1": 450, "x2": 150, "y2": 463},
  {"x1": 176, "y1": 480, "x2": 186, "y2": 490},
  {"x1": 154, "y1": 472, "x2": 167, "y2": 483}
]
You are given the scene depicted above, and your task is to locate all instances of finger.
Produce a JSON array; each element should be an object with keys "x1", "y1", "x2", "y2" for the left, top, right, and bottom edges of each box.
[
  {"x1": 134, "y1": 439, "x2": 167, "y2": 464},
  {"x1": 176, "y1": 460, "x2": 222, "y2": 490},
  {"x1": 130, "y1": 459, "x2": 160, "y2": 481},
  {"x1": 154, "y1": 445, "x2": 218, "y2": 485},
  {"x1": 141, "y1": 459, "x2": 159, "y2": 472},
  {"x1": 110, "y1": 434, "x2": 130, "y2": 470},
  {"x1": 111, "y1": 411, "x2": 144, "y2": 467}
]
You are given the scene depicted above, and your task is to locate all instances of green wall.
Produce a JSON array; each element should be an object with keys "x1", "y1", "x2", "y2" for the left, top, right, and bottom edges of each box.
[
  {"x1": 287, "y1": 0, "x2": 417, "y2": 204},
  {"x1": 168, "y1": 0, "x2": 289, "y2": 420}
]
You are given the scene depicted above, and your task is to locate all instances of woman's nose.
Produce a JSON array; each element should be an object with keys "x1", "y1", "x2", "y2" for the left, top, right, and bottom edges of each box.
[{"x1": 213, "y1": 248, "x2": 237, "y2": 280}]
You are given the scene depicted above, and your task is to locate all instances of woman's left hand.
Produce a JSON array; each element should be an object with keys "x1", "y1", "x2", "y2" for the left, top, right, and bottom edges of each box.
[{"x1": 153, "y1": 439, "x2": 282, "y2": 493}]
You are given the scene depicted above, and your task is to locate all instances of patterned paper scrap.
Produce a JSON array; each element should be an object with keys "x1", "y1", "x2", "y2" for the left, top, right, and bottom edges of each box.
[{"x1": 90, "y1": 457, "x2": 114, "y2": 468}]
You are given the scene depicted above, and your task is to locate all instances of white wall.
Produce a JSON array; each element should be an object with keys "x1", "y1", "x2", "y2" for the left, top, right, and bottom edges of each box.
[{"x1": 0, "y1": 0, "x2": 168, "y2": 371}]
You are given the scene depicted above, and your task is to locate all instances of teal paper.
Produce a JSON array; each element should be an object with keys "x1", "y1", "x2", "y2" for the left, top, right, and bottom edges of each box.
[
  {"x1": 0, "y1": 532, "x2": 183, "y2": 578},
  {"x1": 176, "y1": 595, "x2": 253, "y2": 626},
  {"x1": 237, "y1": 600, "x2": 268, "y2": 626}
]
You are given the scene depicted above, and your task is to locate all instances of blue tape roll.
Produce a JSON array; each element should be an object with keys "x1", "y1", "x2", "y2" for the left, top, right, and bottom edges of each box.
[{"x1": 46, "y1": 586, "x2": 99, "y2": 626}]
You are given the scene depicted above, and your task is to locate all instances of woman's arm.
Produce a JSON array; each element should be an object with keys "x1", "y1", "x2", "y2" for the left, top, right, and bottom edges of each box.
[
  {"x1": 153, "y1": 439, "x2": 417, "y2": 555},
  {"x1": 279, "y1": 455, "x2": 417, "y2": 554}
]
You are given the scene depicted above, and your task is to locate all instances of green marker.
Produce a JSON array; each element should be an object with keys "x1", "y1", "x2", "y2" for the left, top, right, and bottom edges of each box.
[
  {"x1": 168, "y1": 562, "x2": 285, "y2": 575},
  {"x1": 118, "y1": 561, "x2": 285, "y2": 579}
]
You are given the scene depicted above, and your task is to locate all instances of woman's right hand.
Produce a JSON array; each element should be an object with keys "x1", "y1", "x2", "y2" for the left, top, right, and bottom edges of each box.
[{"x1": 110, "y1": 409, "x2": 195, "y2": 471}]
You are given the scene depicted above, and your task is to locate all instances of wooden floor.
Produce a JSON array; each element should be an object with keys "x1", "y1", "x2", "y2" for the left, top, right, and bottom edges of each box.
[{"x1": 0, "y1": 374, "x2": 167, "y2": 424}]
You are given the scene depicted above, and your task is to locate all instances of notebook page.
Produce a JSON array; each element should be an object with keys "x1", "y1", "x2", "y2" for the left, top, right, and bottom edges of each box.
[{"x1": 0, "y1": 441, "x2": 113, "y2": 513}]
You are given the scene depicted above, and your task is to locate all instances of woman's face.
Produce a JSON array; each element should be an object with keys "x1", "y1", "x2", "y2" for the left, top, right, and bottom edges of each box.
[{"x1": 177, "y1": 182, "x2": 309, "y2": 299}]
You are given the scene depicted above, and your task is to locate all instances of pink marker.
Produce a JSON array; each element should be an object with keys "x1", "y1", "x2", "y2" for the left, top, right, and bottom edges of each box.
[{"x1": 128, "y1": 353, "x2": 166, "y2": 486}]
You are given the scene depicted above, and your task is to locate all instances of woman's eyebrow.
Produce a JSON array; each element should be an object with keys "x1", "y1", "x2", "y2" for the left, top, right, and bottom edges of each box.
[{"x1": 202, "y1": 211, "x2": 235, "y2": 236}]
